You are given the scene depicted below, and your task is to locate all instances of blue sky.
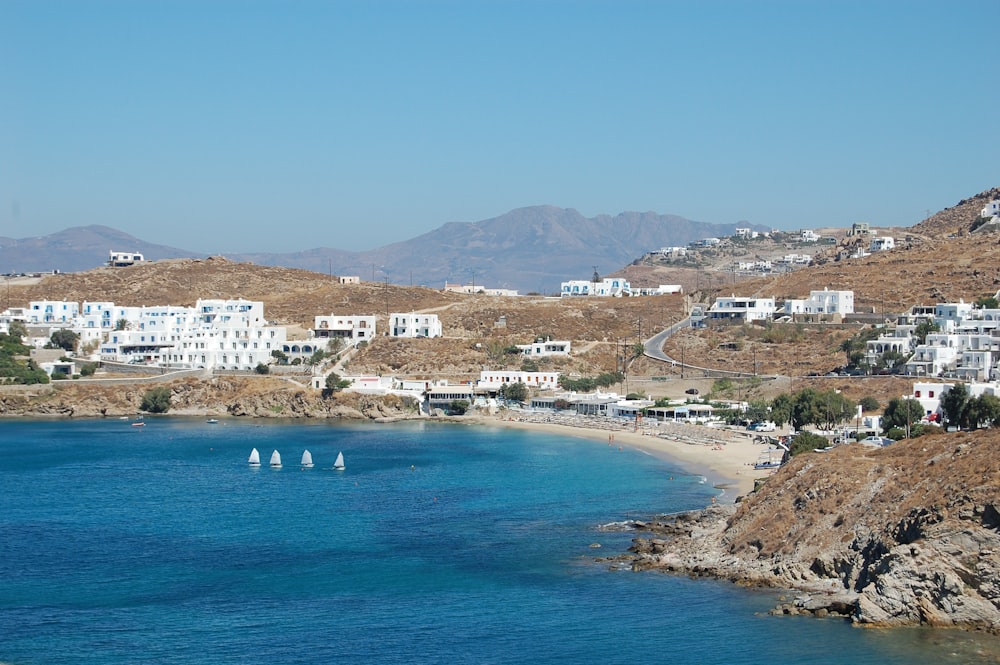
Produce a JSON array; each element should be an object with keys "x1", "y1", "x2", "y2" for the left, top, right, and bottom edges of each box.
[{"x1": 2, "y1": 0, "x2": 997, "y2": 254}]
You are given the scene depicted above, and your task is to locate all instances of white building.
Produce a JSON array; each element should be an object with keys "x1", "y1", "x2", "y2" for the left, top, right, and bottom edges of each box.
[
  {"x1": 313, "y1": 314, "x2": 376, "y2": 345},
  {"x1": 935, "y1": 301, "x2": 975, "y2": 332},
  {"x1": 108, "y1": 250, "x2": 145, "y2": 267},
  {"x1": 870, "y1": 236, "x2": 895, "y2": 252},
  {"x1": 560, "y1": 277, "x2": 631, "y2": 297},
  {"x1": 734, "y1": 227, "x2": 758, "y2": 240},
  {"x1": 477, "y1": 370, "x2": 560, "y2": 391},
  {"x1": 782, "y1": 288, "x2": 854, "y2": 316},
  {"x1": 800, "y1": 229, "x2": 820, "y2": 242},
  {"x1": 981, "y1": 200, "x2": 1000, "y2": 219},
  {"x1": 28, "y1": 300, "x2": 79, "y2": 324},
  {"x1": 517, "y1": 339, "x2": 571, "y2": 357},
  {"x1": 444, "y1": 283, "x2": 519, "y2": 297},
  {"x1": 99, "y1": 298, "x2": 287, "y2": 370},
  {"x1": 390, "y1": 312, "x2": 442, "y2": 338},
  {"x1": 707, "y1": 295, "x2": 776, "y2": 322},
  {"x1": 633, "y1": 284, "x2": 683, "y2": 296}
]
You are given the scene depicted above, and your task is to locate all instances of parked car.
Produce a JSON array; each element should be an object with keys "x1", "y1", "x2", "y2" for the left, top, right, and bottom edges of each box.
[
  {"x1": 861, "y1": 435, "x2": 895, "y2": 447},
  {"x1": 685, "y1": 388, "x2": 699, "y2": 395},
  {"x1": 747, "y1": 422, "x2": 776, "y2": 432}
]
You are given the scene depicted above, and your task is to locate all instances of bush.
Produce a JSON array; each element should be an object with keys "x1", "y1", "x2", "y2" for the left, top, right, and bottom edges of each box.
[
  {"x1": 448, "y1": 399, "x2": 470, "y2": 415},
  {"x1": 79, "y1": 363, "x2": 97, "y2": 377},
  {"x1": 254, "y1": 362, "x2": 270, "y2": 375},
  {"x1": 140, "y1": 386, "x2": 172, "y2": 413},
  {"x1": 788, "y1": 431, "x2": 828, "y2": 456}
]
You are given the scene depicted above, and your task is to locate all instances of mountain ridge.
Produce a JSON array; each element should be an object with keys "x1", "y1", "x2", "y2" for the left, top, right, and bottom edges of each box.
[{"x1": 0, "y1": 206, "x2": 764, "y2": 293}]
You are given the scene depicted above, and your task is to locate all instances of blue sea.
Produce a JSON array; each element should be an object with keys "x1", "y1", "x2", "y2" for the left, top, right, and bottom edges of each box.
[{"x1": 1, "y1": 418, "x2": 998, "y2": 665}]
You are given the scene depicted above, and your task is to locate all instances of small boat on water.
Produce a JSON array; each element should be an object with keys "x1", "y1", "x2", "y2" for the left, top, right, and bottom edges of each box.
[
  {"x1": 333, "y1": 451, "x2": 345, "y2": 471},
  {"x1": 206, "y1": 418, "x2": 219, "y2": 424},
  {"x1": 131, "y1": 422, "x2": 145, "y2": 428},
  {"x1": 248, "y1": 448, "x2": 261, "y2": 466},
  {"x1": 270, "y1": 450, "x2": 282, "y2": 468},
  {"x1": 300, "y1": 450, "x2": 314, "y2": 468}
]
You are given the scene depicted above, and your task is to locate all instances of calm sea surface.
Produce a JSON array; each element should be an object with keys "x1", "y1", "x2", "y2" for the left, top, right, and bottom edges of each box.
[{"x1": 1, "y1": 418, "x2": 998, "y2": 664}]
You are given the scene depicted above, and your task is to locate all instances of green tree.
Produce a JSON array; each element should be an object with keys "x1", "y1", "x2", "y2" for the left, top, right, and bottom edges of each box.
[
  {"x1": 914, "y1": 319, "x2": 940, "y2": 345},
  {"x1": 307, "y1": 349, "x2": 328, "y2": 365},
  {"x1": 744, "y1": 399, "x2": 771, "y2": 424},
  {"x1": 789, "y1": 431, "x2": 828, "y2": 456},
  {"x1": 115, "y1": 318, "x2": 130, "y2": 331},
  {"x1": 882, "y1": 397, "x2": 923, "y2": 436},
  {"x1": 323, "y1": 372, "x2": 352, "y2": 395},
  {"x1": 960, "y1": 393, "x2": 1000, "y2": 430},
  {"x1": 859, "y1": 396, "x2": 880, "y2": 412},
  {"x1": 940, "y1": 383, "x2": 968, "y2": 428},
  {"x1": 8, "y1": 320, "x2": 27, "y2": 342},
  {"x1": 140, "y1": 386, "x2": 171, "y2": 413},
  {"x1": 79, "y1": 362, "x2": 97, "y2": 377},
  {"x1": 769, "y1": 393, "x2": 793, "y2": 428},
  {"x1": 975, "y1": 295, "x2": 999, "y2": 309},
  {"x1": 500, "y1": 382, "x2": 529, "y2": 403},
  {"x1": 448, "y1": 399, "x2": 470, "y2": 415},
  {"x1": 49, "y1": 329, "x2": 79, "y2": 352},
  {"x1": 254, "y1": 362, "x2": 270, "y2": 375},
  {"x1": 271, "y1": 349, "x2": 288, "y2": 364}
]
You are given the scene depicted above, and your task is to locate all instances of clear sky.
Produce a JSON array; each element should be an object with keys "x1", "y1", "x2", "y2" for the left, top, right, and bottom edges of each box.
[{"x1": 2, "y1": 0, "x2": 997, "y2": 254}]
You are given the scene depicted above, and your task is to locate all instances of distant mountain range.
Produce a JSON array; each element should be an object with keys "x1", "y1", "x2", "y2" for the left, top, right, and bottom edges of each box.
[{"x1": 0, "y1": 206, "x2": 765, "y2": 293}]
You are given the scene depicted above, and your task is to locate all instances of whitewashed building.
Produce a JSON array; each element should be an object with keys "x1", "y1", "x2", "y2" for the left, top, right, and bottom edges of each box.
[
  {"x1": 707, "y1": 295, "x2": 776, "y2": 322},
  {"x1": 313, "y1": 314, "x2": 376, "y2": 345},
  {"x1": 99, "y1": 298, "x2": 287, "y2": 369},
  {"x1": 560, "y1": 277, "x2": 631, "y2": 297},
  {"x1": 517, "y1": 339, "x2": 571, "y2": 357},
  {"x1": 108, "y1": 250, "x2": 145, "y2": 267},
  {"x1": 477, "y1": 370, "x2": 561, "y2": 391},
  {"x1": 782, "y1": 288, "x2": 854, "y2": 316},
  {"x1": 28, "y1": 300, "x2": 79, "y2": 324},
  {"x1": 390, "y1": 313, "x2": 442, "y2": 338},
  {"x1": 981, "y1": 200, "x2": 1000, "y2": 219},
  {"x1": 870, "y1": 236, "x2": 895, "y2": 252}
]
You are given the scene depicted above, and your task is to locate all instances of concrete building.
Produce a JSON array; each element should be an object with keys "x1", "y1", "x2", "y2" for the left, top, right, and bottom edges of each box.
[
  {"x1": 390, "y1": 313, "x2": 442, "y2": 338},
  {"x1": 313, "y1": 314, "x2": 376, "y2": 345},
  {"x1": 707, "y1": 295, "x2": 776, "y2": 322},
  {"x1": 108, "y1": 250, "x2": 145, "y2": 267}
]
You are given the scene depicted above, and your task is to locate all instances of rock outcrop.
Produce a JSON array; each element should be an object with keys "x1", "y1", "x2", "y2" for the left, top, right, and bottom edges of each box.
[
  {"x1": 613, "y1": 431, "x2": 1000, "y2": 633},
  {"x1": 0, "y1": 377, "x2": 422, "y2": 421}
]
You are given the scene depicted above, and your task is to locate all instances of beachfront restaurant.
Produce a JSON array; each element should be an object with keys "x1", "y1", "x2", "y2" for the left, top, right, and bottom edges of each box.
[
  {"x1": 609, "y1": 400, "x2": 655, "y2": 419},
  {"x1": 426, "y1": 386, "x2": 477, "y2": 411},
  {"x1": 645, "y1": 403, "x2": 715, "y2": 424},
  {"x1": 570, "y1": 396, "x2": 620, "y2": 417}
]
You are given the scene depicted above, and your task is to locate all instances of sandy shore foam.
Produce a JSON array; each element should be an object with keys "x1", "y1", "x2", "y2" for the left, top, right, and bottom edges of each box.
[{"x1": 472, "y1": 412, "x2": 776, "y2": 501}]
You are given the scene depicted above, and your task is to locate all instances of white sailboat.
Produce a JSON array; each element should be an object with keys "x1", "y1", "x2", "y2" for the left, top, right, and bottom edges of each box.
[
  {"x1": 333, "y1": 451, "x2": 345, "y2": 471},
  {"x1": 248, "y1": 448, "x2": 260, "y2": 466},
  {"x1": 270, "y1": 450, "x2": 282, "y2": 468},
  {"x1": 300, "y1": 450, "x2": 314, "y2": 468}
]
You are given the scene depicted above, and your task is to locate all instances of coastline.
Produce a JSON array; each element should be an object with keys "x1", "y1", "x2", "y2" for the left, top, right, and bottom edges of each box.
[{"x1": 472, "y1": 412, "x2": 773, "y2": 501}]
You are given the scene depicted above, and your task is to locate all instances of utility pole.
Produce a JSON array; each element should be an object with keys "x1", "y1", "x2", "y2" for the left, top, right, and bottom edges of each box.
[{"x1": 384, "y1": 277, "x2": 389, "y2": 318}]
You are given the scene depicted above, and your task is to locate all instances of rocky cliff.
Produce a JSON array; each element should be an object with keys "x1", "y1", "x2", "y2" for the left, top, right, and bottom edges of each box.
[
  {"x1": 0, "y1": 377, "x2": 422, "y2": 421},
  {"x1": 617, "y1": 431, "x2": 1000, "y2": 633}
]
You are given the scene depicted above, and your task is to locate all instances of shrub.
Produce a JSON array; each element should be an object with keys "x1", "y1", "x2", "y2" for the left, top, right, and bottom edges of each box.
[{"x1": 140, "y1": 386, "x2": 171, "y2": 413}]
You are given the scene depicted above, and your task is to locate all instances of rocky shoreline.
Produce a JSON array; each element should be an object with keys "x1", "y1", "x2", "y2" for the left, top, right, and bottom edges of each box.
[{"x1": 600, "y1": 432, "x2": 1000, "y2": 634}]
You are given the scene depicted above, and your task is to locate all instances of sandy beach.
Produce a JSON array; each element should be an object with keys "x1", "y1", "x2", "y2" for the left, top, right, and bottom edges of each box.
[{"x1": 475, "y1": 412, "x2": 777, "y2": 501}]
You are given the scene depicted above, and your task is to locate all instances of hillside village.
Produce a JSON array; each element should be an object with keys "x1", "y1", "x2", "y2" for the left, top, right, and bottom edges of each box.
[
  {"x1": 3, "y1": 192, "x2": 1000, "y2": 440},
  {"x1": 2, "y1": 189, "x2": 1000, "y2": 634}
]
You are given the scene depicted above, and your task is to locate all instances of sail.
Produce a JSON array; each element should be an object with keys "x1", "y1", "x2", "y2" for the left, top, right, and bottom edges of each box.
[
  {"x1": 300, "y1": 450, "x2": 314, "y2": 467},
  {"x1": 270, "y1": 450, "x2": 282, "y2": 467},
  {"x1": 248, "y1": 448, "x2": 260, "y2": 465},
  {"x1": 333, "y1": 451, "x2": 345, "y2": 470}
]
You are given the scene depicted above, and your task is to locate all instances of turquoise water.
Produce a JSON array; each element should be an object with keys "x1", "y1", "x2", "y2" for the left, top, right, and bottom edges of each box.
[{"x1": 1, "y1": 418, "x2": 998, "y2": 664}]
